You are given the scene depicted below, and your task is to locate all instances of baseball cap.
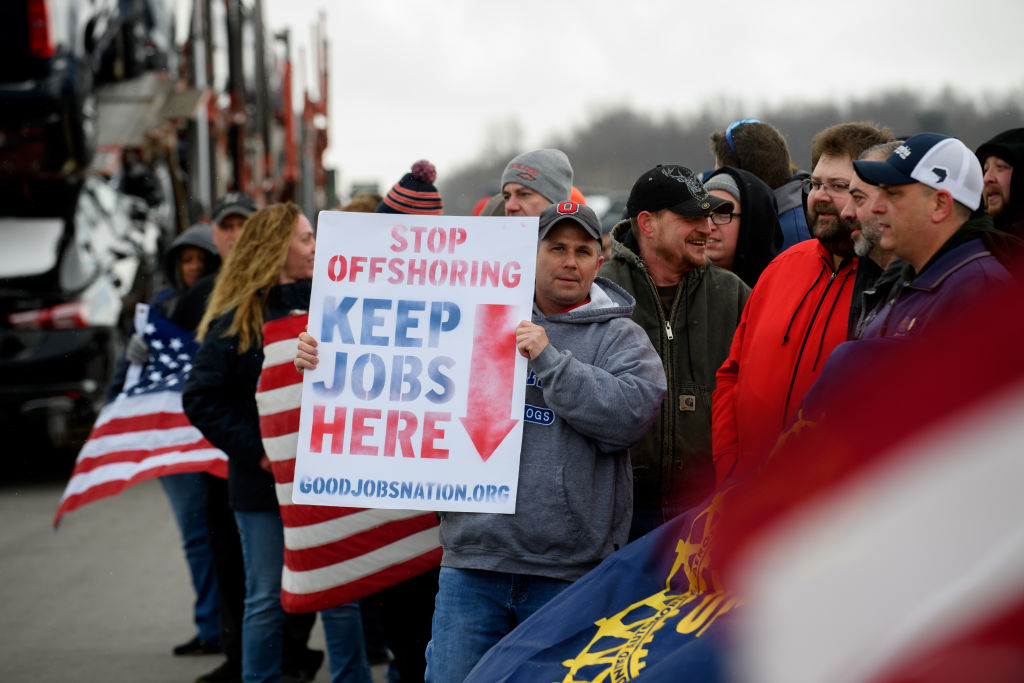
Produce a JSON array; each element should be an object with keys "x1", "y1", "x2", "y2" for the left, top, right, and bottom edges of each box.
[
  {"x1": 626, "y1": 165, "x2": 733, "y2": 218},
  {"x1": 211, "y1": 192, "x2": 258, "y2": 225},
  {"x1": 853, "y1": 133, "x2": 983, "y2": 210},
  {"x1": 538, "y1": 201, "x2": 602, "y2": 242}
]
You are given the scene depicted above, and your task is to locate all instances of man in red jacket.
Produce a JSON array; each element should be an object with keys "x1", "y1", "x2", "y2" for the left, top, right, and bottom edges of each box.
[{"x1": 712, "y1": 122, "x2": 894, "y2": 484}]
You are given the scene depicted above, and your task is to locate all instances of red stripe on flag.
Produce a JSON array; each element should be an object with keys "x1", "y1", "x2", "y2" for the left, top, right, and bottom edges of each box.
[
  {"x1": 261, "y1": 407, "x2": 303, "y2": 439},
  {"x1": 281, "y1": 548, "x2": 443, "y2": 612},
  {"x1": 89, "y1": 410, "x2": 195, "y2": 438},
  {"x1": 278, "y1": 502, "x2": 363, "y2": 527},
  {"x1": 271, "y1": 456, "x2": 296, "y2": 483},
  {"x1": 68, "y1": 437, "x2": 220, "y2": 475},
  {"x1": 258, "y1": 361, "x2": 303, "y2": 394},
  {"x1": 284, "y1": 513, "x2": 440, "y2": 572},
  {"x1": 264, "y1": 313, "x2": 309, "y2": 345},
  {"x1": 874, "y1": 593, "x2": 1024, "y2": 683},
  {"x1": 54, "y1": 457, "x2": 228, "y2": 525}
]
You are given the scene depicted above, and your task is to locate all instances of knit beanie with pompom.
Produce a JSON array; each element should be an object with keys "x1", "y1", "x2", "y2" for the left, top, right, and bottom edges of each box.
[{"x1": 377, "y1": 160, "x2": 443, "y2": 214}]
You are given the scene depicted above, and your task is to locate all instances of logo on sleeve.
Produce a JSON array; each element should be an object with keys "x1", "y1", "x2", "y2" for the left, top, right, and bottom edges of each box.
[{"x1": 524, "y1": 404, "x2": 554, "y2": 425}]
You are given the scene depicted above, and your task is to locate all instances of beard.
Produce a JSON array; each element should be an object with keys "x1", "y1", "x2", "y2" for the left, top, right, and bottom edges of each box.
[
  {"x1": 654, "y1": 240, "x2": 706, "y2": 273},
  {"x1": 853, "y1": 218, "x2": 884, "y2": 258},
  {"x1": 809, "y1": 202, "x2": 856, "y2": 260},
  {"x1": 985, "y1": 187, "x2": 1008, "y2": 219}
]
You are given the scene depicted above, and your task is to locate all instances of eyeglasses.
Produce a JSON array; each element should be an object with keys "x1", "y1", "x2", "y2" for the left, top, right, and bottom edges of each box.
[
  {"x1": 802, "y1": 179, "x2": 850, "y2": 197},
  {"x1": 710, "y1": 212, "x2": 742, "y2": 225}
]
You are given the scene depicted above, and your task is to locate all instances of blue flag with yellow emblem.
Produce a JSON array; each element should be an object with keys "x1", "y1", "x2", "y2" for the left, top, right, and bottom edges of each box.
[{"x1": 465, "y1": 489, "x2": 741, "y2": 683}]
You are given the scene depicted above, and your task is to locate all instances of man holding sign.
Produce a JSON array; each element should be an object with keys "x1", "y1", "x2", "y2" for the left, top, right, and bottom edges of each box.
[
  {"x1": 299, "y1": 201, "x2": 665, "y2": 681},
  {"x1": 429, "y1": 201, "x2": 664, "y2": 682}
]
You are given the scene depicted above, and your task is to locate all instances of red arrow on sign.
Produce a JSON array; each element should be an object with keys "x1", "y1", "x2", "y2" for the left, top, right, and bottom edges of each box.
[{"x1": 459, "y1": 303, "x2": 520, "y2": 461}]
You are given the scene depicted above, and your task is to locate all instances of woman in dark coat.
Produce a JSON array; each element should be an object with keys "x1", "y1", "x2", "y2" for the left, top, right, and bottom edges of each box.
[{"x1": 184, "y1": 202, "x2": 370, "y2": 683}]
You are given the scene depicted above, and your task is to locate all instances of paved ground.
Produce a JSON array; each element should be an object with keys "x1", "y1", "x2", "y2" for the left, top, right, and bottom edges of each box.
[{"x1": 0, "y1": 472, "x2": 389, "y2": 682}]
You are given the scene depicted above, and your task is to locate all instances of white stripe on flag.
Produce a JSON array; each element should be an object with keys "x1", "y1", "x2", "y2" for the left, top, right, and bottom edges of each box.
[
  {"x1": 264, "y1": 433, "x2": 298, "y2": 462},
  {"x1": 89, "y1": 389, "x2": 184, "y2": 424},
  {"x1": 281, "y1": 507, "x2": 431, "y2": 549},
  {"x1": 282, "y1": 527, "x2": 442, "y2": 595},
  {"x1": 263, "y1": 337, "x2": 298, "y2": 366},
  {"x1": 60, "y1": 448, "x2": 228, "y2": 497},
  {"x1": 77, "y1": 424, "x2": 205, "y2": 460},
  {"x1": 258, "y1": 384, "x2": 303, "y2": 424},
  {"x1": 736, "y1": 380, "x2": 1024, "y2": 683}
]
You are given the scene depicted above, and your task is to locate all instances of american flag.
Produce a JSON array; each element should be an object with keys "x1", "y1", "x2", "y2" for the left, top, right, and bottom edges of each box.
[
  {"x1": 54, "y1": 304, "x2": 228, "y2": 526},
  {"x1": 465, "y1": 264, "x2": 1024, "y2": 683},
  {"x1": 256, "y1": 313, "x2": 442, "y2": 613}
]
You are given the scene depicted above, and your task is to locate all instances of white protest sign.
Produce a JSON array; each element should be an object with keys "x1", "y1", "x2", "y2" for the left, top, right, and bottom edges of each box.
[{"x1": 293, "y1": 211, "x2": 537, "y2": 513}]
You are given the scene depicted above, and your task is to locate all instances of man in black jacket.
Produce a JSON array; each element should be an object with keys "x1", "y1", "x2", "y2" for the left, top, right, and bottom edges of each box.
[{"x1": 976, "y1": 128, "x2": 1024, "y2": 239}]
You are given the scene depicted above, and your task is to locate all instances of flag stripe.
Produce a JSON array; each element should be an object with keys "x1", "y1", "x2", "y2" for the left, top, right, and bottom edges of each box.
[
  {"x1": 285, "y1": 513, "x2": 441, "y2": 570},
  {"x1": 256, "y1": 313, "x2": 441, "y2": 612},
  {"x1": 716, "y1": 274, "x2": 1024, "y2": 683},
  {"x1": 261, "y1": 406, "x2": 303, "y2": 440},
  {"x1": 88, "y1": 410, "x2": 194, "y2": 437},
  {"x1": 280, "y1": 507, "x2": 431, "y2": 549},
  {"x1": 281, "y1": 549, "x2": 443, "y2": 613},
  {"x1": 264, "y1": 316, "x2": 307, "y2": 345},
  {"x1": 735, "y1": 379, "x2": 1024, "y2": 683},
  {"x1": 278, "y1": 505, "x2": 374, "y2": 536},
  {"x1": 56, "y1": 451, "x2": 228, "y2": 521},
  {"x1": 259, "y1": 359, "x2": 303, "y2": 393},
  {"x1": 82, "y1": 422, "x2": 202, "y2": 456},
  {"x1": 284, "y1": 528, "x2": 443, "y2": 592},
  {"x1": 70, "y1": 434, "x2": 221, "y2": 475}
]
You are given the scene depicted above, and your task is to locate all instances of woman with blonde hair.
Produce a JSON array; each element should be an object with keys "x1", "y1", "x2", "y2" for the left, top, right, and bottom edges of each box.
[{"x1": 184, "y1": 203, "x2": 371, "y2": 683}]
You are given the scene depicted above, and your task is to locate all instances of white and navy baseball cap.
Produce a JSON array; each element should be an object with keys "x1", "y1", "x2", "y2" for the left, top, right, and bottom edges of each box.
[{"x1": 853, "y1": 133, "x2": 983, "y2": 210}]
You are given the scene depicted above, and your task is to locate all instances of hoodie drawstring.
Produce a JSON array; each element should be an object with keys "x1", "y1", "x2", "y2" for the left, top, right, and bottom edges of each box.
[
  {"x1": 780, "y1": 257, "x2": 851, "y2": 425},
  {"x1": 781, "y1": 261, "x2": 829, "y2": 345},
  {"x1": 811, "y1": 267, "x2": 855, "y2": 371}
]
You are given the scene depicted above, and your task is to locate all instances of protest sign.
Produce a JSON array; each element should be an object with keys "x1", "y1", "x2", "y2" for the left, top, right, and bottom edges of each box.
[{"x1": 293, "y1": 211, "x2": 537, "y2": 513}]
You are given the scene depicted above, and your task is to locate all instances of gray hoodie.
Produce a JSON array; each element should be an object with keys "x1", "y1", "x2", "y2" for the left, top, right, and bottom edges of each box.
[{"x1": 439, "y1": 277, "x2": 667, "y2": 581}]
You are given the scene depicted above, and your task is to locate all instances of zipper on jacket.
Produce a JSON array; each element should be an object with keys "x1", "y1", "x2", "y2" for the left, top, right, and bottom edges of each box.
[{"x1": 638, "y1": 258, "x2": 674, "y2": 342}]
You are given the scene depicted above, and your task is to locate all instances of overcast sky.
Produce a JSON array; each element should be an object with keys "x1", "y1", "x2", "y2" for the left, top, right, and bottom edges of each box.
[{"x1": 263, "y1": 0, "x2": 1023, "y2": 199}]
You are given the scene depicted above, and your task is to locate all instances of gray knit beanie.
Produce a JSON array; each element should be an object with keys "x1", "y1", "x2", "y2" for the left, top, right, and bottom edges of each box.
[
  {"x1": 500, "y1": 149, "x2": 573, "y2": 203},
  {"x1": 703, "y1": 173, "x2": 741, "y2": 204}
]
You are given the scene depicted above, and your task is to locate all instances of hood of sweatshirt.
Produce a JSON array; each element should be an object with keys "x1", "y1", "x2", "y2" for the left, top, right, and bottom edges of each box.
[
  {"x1": 976, "y1": 127, "x2": 1024, "y2": 232},
  {"x1": 534, "y1": 275, "x2": 636, "y2": 324},
  {"x1": 163, "y1": 223, "x2": 221, "y2": 291},
  {"x1": 705, "y1": 166, "x2": 783, "y2": 287}
]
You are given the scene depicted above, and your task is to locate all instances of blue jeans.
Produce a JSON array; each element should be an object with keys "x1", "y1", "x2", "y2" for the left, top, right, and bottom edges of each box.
[
  {"x1": 424, "y1": 567, "x2": 571, "y2": 683},
  {"x1": 321, "y1": 602, "x2": 373, "y2": 683},
  {"x1": 234, "y1": 509, "x2": 286, "y2": 683},
  {"x1": 160, "y1": 473, "x2": 220, "y2": 643},
  {"x1": 234, "y1": 509, "x2": 374, "y2": 683}
]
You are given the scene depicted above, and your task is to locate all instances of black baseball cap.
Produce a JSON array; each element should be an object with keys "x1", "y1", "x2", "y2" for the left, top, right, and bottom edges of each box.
[
  {"x1": 626, "y1": 164, "x2": 732, "y2": 218},
  {"x1": 211, "y1": 192, "x2": 258, "y2": 225},
  {"x1": 538, "y1": 201, "x2": 602, "y2": 242}
]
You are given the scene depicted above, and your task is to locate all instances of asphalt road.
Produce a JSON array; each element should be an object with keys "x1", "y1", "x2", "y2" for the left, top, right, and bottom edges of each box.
[{"x1": 0, "y1": 468, "x2": 389, "y2": 682}]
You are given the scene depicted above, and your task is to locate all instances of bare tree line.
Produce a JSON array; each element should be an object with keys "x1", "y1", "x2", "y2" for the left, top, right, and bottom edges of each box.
[{"x1": 438, "y1": 86, "x2": 1024, "y2": 216}]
